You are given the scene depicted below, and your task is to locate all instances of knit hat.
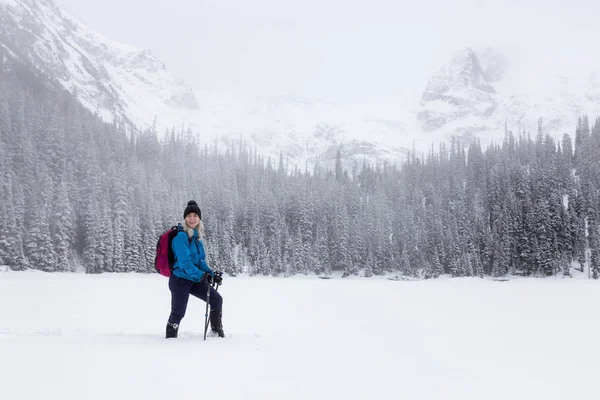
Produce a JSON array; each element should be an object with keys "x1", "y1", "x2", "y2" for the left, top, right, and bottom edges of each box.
[{"x1": 183, "y1": 200, "x2": 201, "y2": 220}]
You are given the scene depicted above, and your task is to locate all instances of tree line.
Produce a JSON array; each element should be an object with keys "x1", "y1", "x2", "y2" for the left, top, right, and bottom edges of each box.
[{"x1": 1, "y1": 49, "x2": 599, "y2": 278}]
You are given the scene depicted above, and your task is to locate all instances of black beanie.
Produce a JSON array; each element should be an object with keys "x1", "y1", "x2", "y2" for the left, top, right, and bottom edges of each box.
[{"x1": 183, "y1": 200, "x2": 201, "y2": 220}]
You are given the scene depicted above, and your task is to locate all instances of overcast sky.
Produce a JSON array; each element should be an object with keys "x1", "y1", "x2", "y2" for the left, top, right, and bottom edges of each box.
[{"x1": 54, "y1": 0, "x2": 600, "y2": 108}]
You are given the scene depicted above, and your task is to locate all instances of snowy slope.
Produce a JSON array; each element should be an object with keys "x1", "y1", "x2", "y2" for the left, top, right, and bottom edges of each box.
[
  {"x1": 1, "y1": 271, "x2": 599, "y2": 400},
  {"x1": 187, "y1": 92, "x2": 413, "y2": 167},
  {"x1": 0, "y1": 0, "x2": 198, "y2": 127}
]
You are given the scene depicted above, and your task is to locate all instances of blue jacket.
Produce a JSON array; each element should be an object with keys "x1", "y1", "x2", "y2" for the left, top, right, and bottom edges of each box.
[{"x1": 171, "y1": 227, "x2": 214, "y2": 282}]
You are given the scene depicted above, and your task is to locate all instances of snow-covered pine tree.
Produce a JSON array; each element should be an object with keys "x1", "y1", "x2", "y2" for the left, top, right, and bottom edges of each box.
[
  {"x1": 51, "y1": 179, "x2": 75, "y2": 271},
  {"x1": 0, "y1": 136, "x2": 11, "y2": 265}
]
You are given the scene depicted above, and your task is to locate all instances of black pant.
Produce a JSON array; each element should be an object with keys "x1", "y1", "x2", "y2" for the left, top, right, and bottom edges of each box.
[{"x1": 168, "y1": 275, "x2": 223, "y2": 324}]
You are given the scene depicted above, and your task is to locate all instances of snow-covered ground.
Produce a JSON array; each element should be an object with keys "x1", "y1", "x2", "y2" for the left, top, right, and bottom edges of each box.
[{"x1": 0, "y1": 271, "x2": 598, "y2": 400}]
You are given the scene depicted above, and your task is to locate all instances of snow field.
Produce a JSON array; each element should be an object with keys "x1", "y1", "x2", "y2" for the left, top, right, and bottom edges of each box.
[{"x1": 0, "y1": 272, "x2": 598, "y2": 400}]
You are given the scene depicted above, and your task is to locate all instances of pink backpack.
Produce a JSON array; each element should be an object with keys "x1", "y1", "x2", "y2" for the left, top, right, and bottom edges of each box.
[{"x1": 154, "y1": 226, "x2": 182, "y2": 277}]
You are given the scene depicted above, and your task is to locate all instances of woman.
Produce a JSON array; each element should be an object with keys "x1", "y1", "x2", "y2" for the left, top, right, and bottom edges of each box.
[{"x1": 166, "y1": 200, "x2": 225, "y2": 338}]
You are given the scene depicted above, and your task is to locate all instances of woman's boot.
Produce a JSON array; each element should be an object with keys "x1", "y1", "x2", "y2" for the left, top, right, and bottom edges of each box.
[
  {"x1": 209, "y1": 309, "x2": 225, "y2": 338},
  {"x1": 166, "y1": 322, "x2": 179, "y2": 338}
]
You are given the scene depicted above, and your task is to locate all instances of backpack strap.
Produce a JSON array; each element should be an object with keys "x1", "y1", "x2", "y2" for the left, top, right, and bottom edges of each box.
[{"x1": 170, "y1": 226, "x2": 193, "y2": 269}]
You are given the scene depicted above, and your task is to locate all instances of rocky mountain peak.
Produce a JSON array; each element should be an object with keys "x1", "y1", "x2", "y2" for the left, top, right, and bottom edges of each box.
[
  {"x1": 418, "y1": 48, "x2": 498, "y2": 133},
  {"x1": 422, "y1": 48, "x2": 495, "y2": 102}
]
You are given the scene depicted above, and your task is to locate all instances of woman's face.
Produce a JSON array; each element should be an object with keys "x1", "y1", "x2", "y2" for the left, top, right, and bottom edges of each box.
[{"x1": 186, "y1": 213, "x2": 200, "y2": 228}]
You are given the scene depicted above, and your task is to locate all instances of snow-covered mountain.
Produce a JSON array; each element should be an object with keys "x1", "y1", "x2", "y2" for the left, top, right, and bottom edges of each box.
[
  {"x1": 2, "y1": 0, "x2": 599, "y2": 168},
  {"x1": 418, "y1": 48, "x2": 499, "y2": 134},
  {"x1": 0, "y1": 0, "x2": 198, "y2": 126},
  {"x1": 419, "y1": 47, "x2": 600, "y2": 146},
  {"x1": 187, "y1": 92, "x2": 412, "y2": 168}
]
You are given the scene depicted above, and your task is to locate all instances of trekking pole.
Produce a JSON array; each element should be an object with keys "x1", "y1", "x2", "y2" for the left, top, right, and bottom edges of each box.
[
  {"x1": 203, "y1": 281, "x2": 220, "y2": 340},
  {"x1": 203, "y1": 279, "x2": 212, "y2": 341}
]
